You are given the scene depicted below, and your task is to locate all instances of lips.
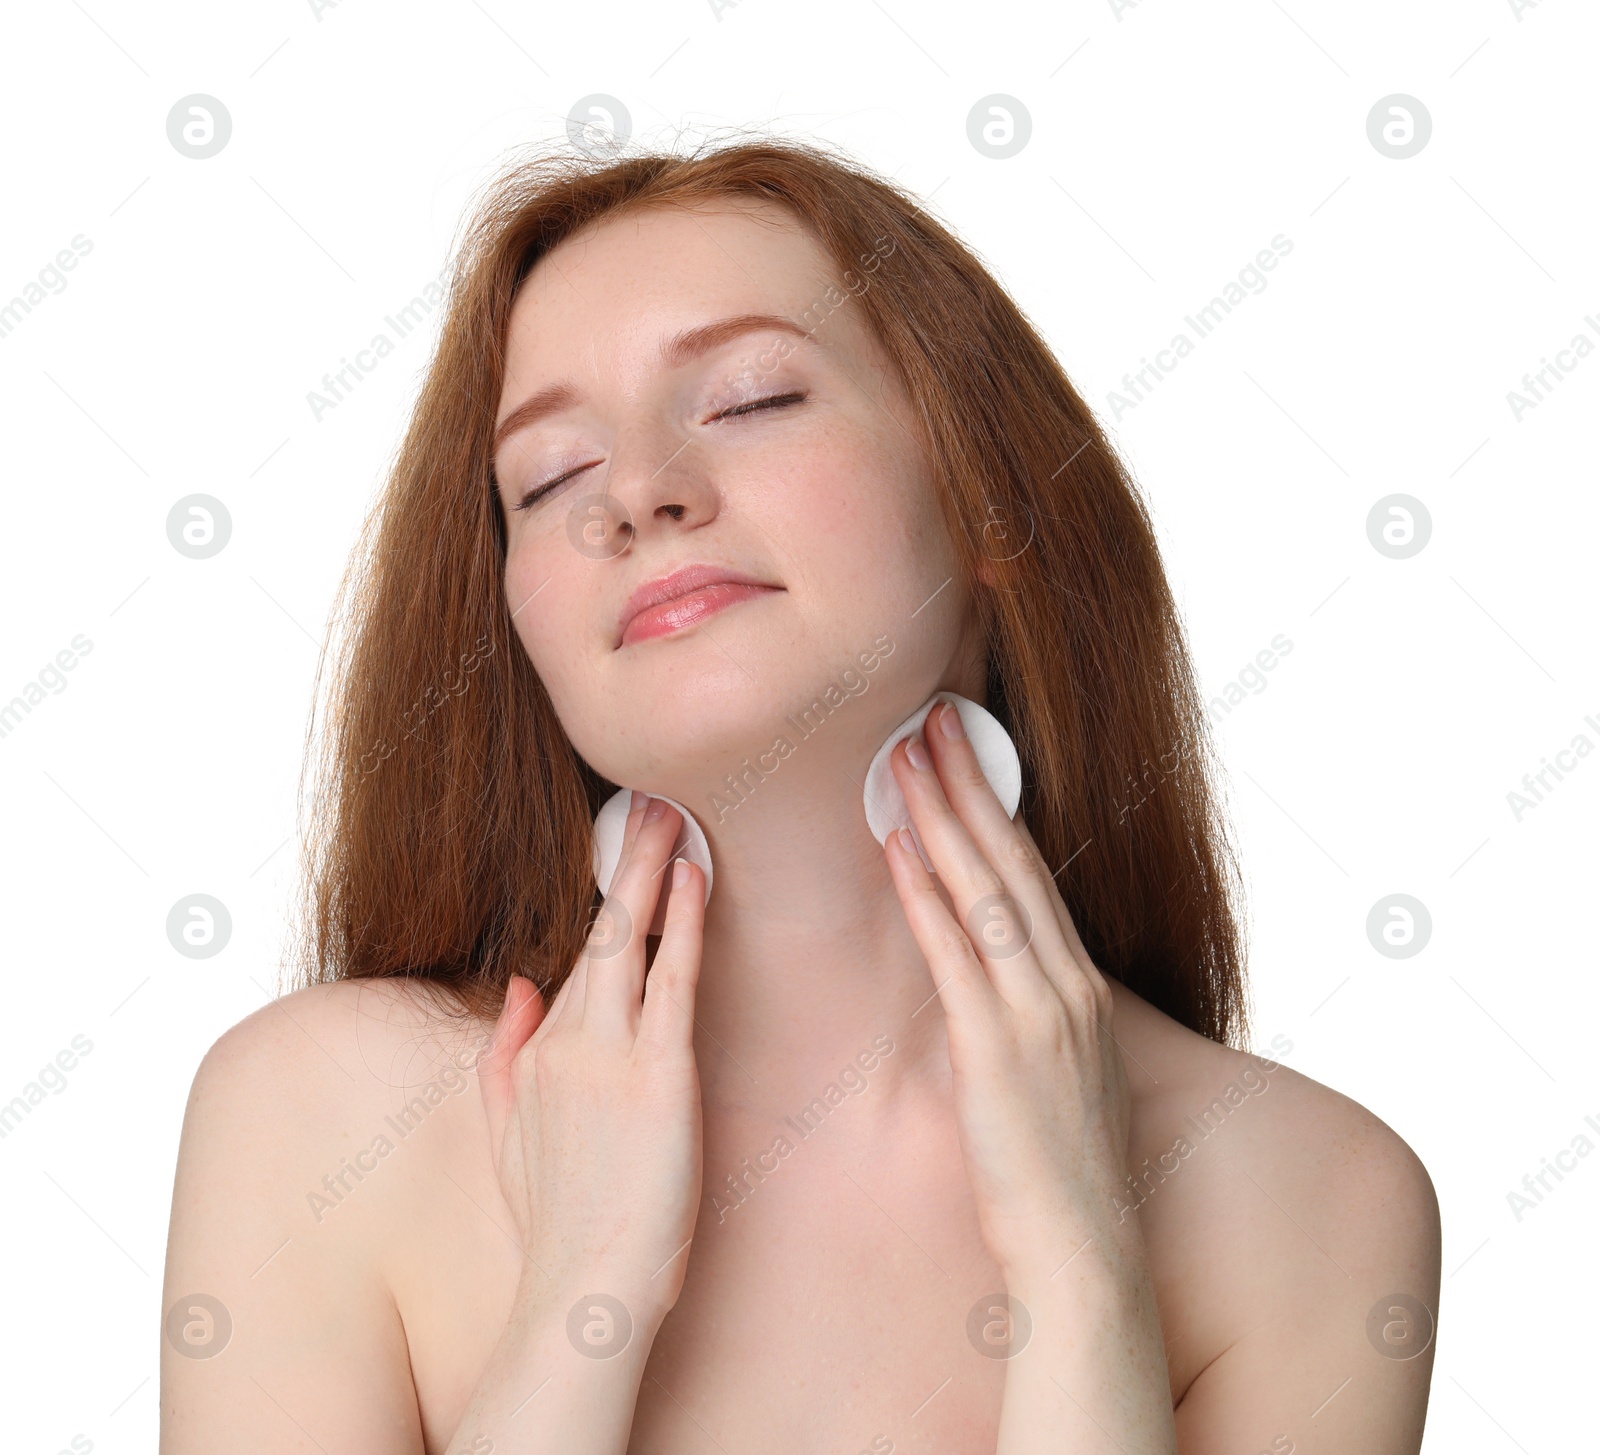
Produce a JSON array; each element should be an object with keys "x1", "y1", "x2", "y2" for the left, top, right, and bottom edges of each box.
[{"x1": 618, "y1": 563, "x2": 781, "y2": 647}]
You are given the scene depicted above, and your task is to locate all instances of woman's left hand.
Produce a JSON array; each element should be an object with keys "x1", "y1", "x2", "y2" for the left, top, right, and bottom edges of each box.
[{"x1": 884, "y1": 698, "x2": 1134, "y2": 1289}]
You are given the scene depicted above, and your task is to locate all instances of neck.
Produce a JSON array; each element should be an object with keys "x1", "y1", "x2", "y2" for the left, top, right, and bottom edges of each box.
[{"x1": 677, "y1": 686, "x2": 959, "y2": 1124}]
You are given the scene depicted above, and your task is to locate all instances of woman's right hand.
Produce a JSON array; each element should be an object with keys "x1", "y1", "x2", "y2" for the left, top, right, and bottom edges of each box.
[{"x1": 475, "y1": 792, "x2": 707, "y2": 1333}]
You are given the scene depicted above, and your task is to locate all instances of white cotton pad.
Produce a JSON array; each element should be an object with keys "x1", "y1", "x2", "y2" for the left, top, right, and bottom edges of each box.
[
  {"x1": 592, "y1": 789, "x2": 714, "y2": 935},
  {"x1": 862, "y1": 692, "x2": 1022, "y2": 872}
]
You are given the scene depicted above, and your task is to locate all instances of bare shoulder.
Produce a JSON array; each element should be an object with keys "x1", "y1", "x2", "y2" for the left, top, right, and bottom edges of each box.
[
  {"x1": 198, "y1": 976, "x2": 486, "y2": 1097},
  {"x1": 1116, "y1": 984, "x2": 1440, "y2": 1265},
  {"x1": 161, "y1": 978, "x2": 492, "y2": 1455},
  {"x1": 176, "y1": 976, "x2": 494, "y2": 1265},
  {"x1": 1110, "y1": 981, "x2": 1441, "y2": 1450}
]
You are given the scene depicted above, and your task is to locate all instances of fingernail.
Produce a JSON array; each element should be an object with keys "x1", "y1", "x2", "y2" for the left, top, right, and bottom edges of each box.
[
  {"x1": 672, "y1": 858, "x2": 690, "y2": 887},
  {"x1": 905, "y1": 734, "x2": 931, "y2": 771},
  {"x1": 644, "y1": 796, "x2": 667, "y2": 823},
  {"x1": 939, "y1": 702, "x2": 965, "y2": 740},
  {"x1": 895, "y1": 827, "x2": 917, "y2": 854},
  {"x1": 630, "y1": 789, "x2": 646, "y2": 815}
]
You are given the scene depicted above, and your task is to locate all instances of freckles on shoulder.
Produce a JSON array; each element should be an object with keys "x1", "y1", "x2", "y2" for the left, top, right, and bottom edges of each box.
[
  {"x1": 1111, "y1": 992, "x2": 1438, "y2": 1259},
  {"x1": 1146, "y1": 1041, "x2": 1439, "y2": 1256},
  {"x1": 1119, "y1": 1028, "x2": 1441, "y2": 1353}
]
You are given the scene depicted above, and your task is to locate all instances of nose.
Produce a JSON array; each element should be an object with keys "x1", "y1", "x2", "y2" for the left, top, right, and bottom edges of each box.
[{"x1": 587, "y1": 425, "x2": 720, "y2": 553}]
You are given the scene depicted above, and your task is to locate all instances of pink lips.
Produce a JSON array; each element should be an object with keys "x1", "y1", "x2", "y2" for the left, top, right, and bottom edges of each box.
[{"x1": 618, "y1": 563, "x2": 781, "y2": 647}]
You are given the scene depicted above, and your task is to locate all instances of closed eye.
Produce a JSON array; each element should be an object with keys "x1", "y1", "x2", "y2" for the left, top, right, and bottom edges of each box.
[
  {"x1": 510, "y1": 461, "x2": 593, "y2": 512},
  {"x1": 510, "y1": 391, "x2": 807, "y2": 512},
  {"x1": 714, "y1": 389, "x2": 807, "y2": 420}
]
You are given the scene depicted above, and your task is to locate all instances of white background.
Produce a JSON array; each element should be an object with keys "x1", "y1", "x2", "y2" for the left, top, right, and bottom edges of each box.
[{"x1": 1, "y1": 0, "x2": 1594, "y2": 1449}]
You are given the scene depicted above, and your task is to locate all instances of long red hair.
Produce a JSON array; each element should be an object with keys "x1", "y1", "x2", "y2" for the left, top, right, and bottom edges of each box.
[{"x1": 289, "y1": 135, "x2": 1250, "y2": 1047}]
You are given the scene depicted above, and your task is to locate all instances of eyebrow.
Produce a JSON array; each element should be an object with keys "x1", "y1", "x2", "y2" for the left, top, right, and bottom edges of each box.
[{"x1": 492, "y1": 312, "x2": 815, "y2": 455}]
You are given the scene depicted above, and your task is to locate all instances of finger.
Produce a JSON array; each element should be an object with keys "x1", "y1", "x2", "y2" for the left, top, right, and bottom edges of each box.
[
  {"x1": 615, "y1": 788, "x2": 650, "y2": 876},
  {"x1": 883, "y1": 823, "x2": 998, "y2": 1024},
  {"x1": 889, "y1": 729, "x2": 1061, "y2": 1008},
  {"x1": 561, "y1": 792, "x2": 646, "y2": 1028},
  {"x1": 639, "y1": 857, "x2": 706, "y2": 1053},
  {"x1": 477, "y1": 976, "x2": 544, "y2": 1151},
  {"x1": 915, "y1": 705, "x2": 1108, "y2": 1011},
  {"x1": 919, "y1": 704, "x2": 1075, "y2": 965},
  {"x1": 581, "y1": 796, "x2": 682, "y2": 1038},
  {"x1": 1010, "y1": 813, "x2": 1109, "y2": 999},
  {"x1": 916, "y1": 714, "x2": 1111, "y2": 1021},
  {"x1": 575, "y1": 789, "x2": 651, "y2": 999},
  {"x1": 479, "y1": 975, "x2": 543, "y2": 1078},
  {"x1": 534, "y1": 959, "x2": 582, "y2": 1042}
]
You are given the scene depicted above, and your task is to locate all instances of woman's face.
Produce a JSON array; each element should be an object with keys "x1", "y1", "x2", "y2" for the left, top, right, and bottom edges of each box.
[{"x1": 493, "y1": 199, "x2": 983, "y2": 803}]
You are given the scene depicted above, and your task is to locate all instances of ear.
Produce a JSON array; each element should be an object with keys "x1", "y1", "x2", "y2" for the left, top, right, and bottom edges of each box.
[{"x1": 975, "y1": 553, "x2": 998, "y2": 589}]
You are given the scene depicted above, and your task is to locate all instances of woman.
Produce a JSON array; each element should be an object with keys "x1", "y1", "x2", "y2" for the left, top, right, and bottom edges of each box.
[{"x1": 160, "y1": 137, "x2": 1440, "y2": 1453}]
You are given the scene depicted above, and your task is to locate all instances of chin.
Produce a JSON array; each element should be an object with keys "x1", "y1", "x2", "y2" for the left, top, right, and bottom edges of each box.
[
  {"x1": 584, "y1": 684, "x2": 798, "y2": 795},
  {"x1": 582, "y1": 616, "x2": 917, "y2": 795}
]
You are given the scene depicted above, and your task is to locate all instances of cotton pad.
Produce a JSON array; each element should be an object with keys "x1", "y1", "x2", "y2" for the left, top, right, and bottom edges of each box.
[
  {"x1": 592, "y1": 789, "x2": 714, "y2": 935},
  {"x1": 861, "y1": 691, "x2": 1022, "y2": 872}
]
